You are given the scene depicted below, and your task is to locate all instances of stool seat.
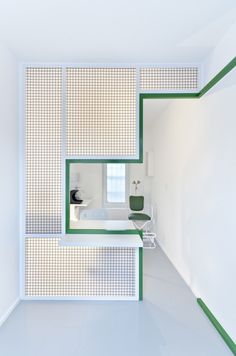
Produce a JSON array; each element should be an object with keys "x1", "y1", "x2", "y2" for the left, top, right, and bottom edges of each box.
[{"x1": 128, "y1": 213, "x2": 151, "y2": 221}]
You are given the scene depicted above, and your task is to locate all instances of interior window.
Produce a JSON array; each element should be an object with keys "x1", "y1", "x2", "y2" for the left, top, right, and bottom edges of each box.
[{"x1": 104, "y1": 164, "x2": 128, "y2": 206}]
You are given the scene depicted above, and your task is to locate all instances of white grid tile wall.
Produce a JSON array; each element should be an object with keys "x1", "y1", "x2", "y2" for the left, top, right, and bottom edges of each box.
[
  {"x1": 66, "y1": 68, "x2": 137, "y2": 157},
  {"x1": 140, "y1": 67, "x2": 198, "y2": 91},
  {"x1": 26, "y1": 68, "x2": 62, "y2": 234},
  {"x1": 25, "y1": 238, "x2": 136, "y2": 297},
  {"x1": 24, "y1": 65, "x2": 201, "y2": 299}
]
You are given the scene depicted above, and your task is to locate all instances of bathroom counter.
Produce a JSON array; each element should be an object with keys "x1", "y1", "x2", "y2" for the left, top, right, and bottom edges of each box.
[
  {"x1": 69, "y1": 219, "x2": 136, "y2": 231},
  {"x1": 59, "y1": 233, "x2": 143, "y2": 248},
  {"x1": 58, "y1": 220, "x2": 143, "y2": 301}
]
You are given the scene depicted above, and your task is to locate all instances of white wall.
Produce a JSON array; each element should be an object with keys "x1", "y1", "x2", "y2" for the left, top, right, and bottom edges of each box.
[
  {"x1": 129, "y1": 125, "x2": 153, "y2": 213},
  {"x1": 0, "y1": 44, "x2": 19, "y2": 323},
  {"x1": 148, "y1": 67, "x2": 236, "y2": 340},
  {"x1": 203, "y1": 21, "x2": 236, "y2": 85}
]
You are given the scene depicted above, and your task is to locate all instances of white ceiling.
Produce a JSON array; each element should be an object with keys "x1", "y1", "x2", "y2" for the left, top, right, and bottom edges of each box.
[{"x1": 0, "y1": 0, "x2": 235, "y2": 62}]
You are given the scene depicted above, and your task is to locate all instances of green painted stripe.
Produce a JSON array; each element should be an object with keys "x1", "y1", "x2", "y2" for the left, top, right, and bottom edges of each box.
[
  {"x1": 138, "y1": 230, "x2": 143, "y2": 301},
  {"x1": 66, "y1": 158, "x2": 143, "y2": 234},
  {"x1": 139, "y1": 96, "x2": 144, "y2": 163},
  {"x1": 66, "y1": 158, "x2": 142, "y2": 163},
  {"x1": 199, "y1": 57, "x2": 236, "y2": 97},
  {"x1": 197, "y1": 298, "x2": 236, "y2": 355},
  {"x1": 140, "y1": 93, "x2": 199, "y2": 99},
  {"x1": 65, "y1": 160, "x2": 70, "y2": 233},
  {"x1": 139, "y1": 247, "x2": 143, "y2": 301}
]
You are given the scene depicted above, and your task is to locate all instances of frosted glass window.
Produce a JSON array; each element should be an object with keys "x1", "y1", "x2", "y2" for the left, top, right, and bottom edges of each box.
[
  {"x1": 66, "y1": 68, "x2": 137, "y2": 157},
  {"x1": 106, "y1": 164, "x2": 126, "y2": 203}
]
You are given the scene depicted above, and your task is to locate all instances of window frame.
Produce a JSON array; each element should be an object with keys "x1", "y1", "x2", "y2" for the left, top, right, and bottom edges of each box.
[{"x1": 103, "y1": 163, "x2": 129, "y2": 208}]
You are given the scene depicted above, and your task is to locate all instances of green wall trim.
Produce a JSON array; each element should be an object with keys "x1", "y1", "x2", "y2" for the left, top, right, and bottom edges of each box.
[
  {"x1": 65, "y1": 159, "x2": 70, "y2": 233},
  {"x1": 197, "y1": 298, "x2": 236, "y2": 355},
  {"x1": 66, "y1": 159, "x2": 143, "y2": 235},
  {"x1": 139, "y1": 246, "x2": 143, "y2": 301},
  {"x1": 199, "y1": 57, "x2": 236, "y2": 97},
  {"x1": 139, "y1": 97, "x2": 144, "y2": 162},
  {"x1": 66, "y1": 159, "x2": 142, "y2": 163},
  {"x1": 136, "y1": 229, "x2": 143, "y2": 301},
  {"x1": 140, "y1": 93, "x2": 199, "y2": 99}
]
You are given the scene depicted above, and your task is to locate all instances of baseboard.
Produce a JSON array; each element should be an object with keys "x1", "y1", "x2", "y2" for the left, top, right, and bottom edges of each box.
[
  {"x1": 0, "y1": 298, "x2": 20, "y2": 327},
  {"x1": 197, "y1": 298, "x2": 236, "y2": 355},
  {"x1": 156, "y1": 241, "x2": 236, "y2": 354}
]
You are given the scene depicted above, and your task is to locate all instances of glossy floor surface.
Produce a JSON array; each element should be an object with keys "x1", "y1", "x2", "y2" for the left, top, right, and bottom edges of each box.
[{"x1": 0, "y1": 247, "x2": 231, "y2": 356}]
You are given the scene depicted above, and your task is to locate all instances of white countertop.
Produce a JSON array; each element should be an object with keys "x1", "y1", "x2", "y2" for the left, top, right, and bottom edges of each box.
[
  {"x1": 59, "y1": 233, "x2": 143, "y2": 248},
  {"x1": 70, "y1": 220, "x2": 136, "y2": 231}
]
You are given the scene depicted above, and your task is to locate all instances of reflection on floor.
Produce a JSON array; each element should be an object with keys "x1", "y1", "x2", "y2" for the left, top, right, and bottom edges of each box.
[{"x1": 0, "y1": 248, "x2": 231, "y2": 356}]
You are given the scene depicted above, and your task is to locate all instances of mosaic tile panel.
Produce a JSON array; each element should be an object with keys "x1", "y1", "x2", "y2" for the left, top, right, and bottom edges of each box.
[
  {"x1": 140, "y1": 67, "x2": 198, "y2": 90},
  {"x1": 26, "y1": 68, "x2": 62, "y2": 234},
  {"x1": 66, "y1": 68, "x2": 137, "y2": 157},
  {"x1": 25, "y1": 238, "x2": 136, "y2": 297}
]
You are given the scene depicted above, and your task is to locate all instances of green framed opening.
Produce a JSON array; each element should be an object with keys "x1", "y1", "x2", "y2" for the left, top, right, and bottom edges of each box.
[{"x1": 65, "y1": 159, "x2": 142, "y2": 234}]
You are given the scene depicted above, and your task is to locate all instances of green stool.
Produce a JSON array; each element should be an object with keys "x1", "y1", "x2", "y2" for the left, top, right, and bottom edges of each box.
[{"x1": 128, "y1": 196, "x2": 151, "y2": 229}]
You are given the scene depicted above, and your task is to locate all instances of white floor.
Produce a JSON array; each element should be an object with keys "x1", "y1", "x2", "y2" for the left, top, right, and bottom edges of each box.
[{"x1": 0, "y1": 247, "x2": 231, "y2": 356}]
